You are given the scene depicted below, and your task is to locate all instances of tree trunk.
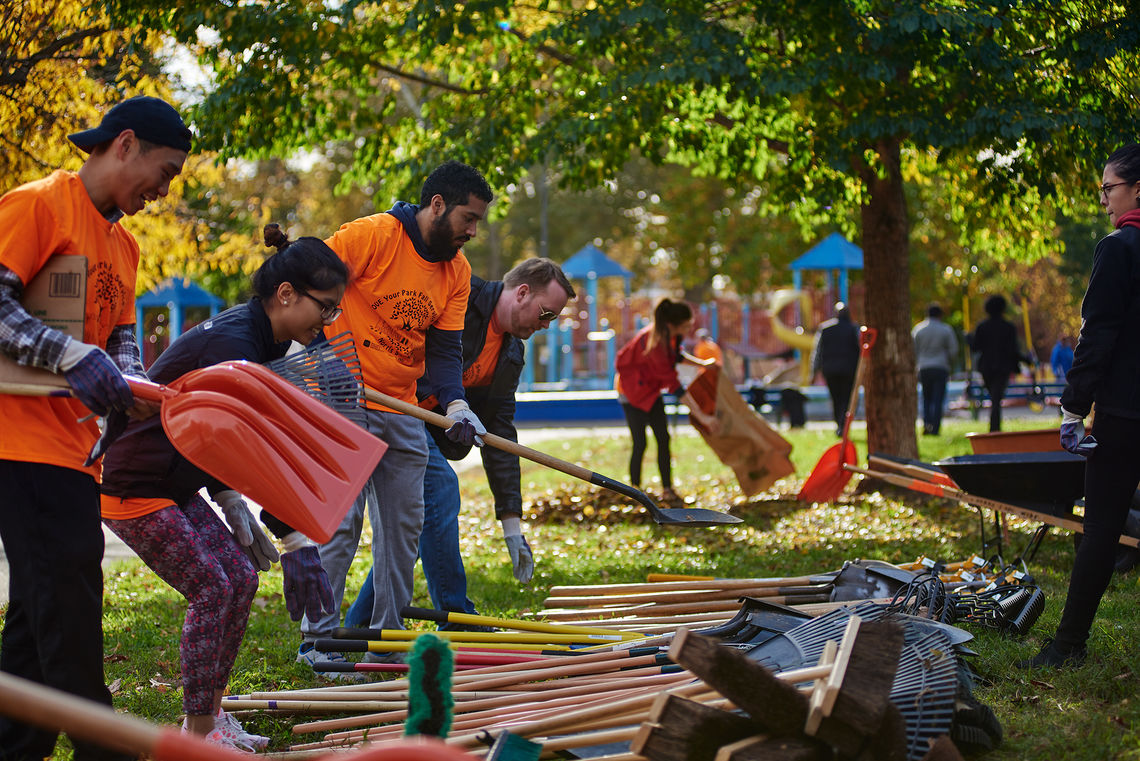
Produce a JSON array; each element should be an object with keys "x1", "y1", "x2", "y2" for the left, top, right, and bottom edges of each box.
[{"x1": 859, "y1": 139, "x2": 918, "y2": 459}]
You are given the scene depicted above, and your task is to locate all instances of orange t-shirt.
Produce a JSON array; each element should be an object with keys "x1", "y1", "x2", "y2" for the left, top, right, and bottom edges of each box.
[
  {"x1": 325, "y1": 212, "x2": 471, "y2": 407},
  {"x1": 101, "y1": 495, "x2": 175, "y2": 521},
  {"x1": 694, "y1": 338, "x2": 723, "y2": 366},
  {"x1": 0, "y1": 171, "x2": 140, "y2": 477},
  {"x1": 463, "y1": 313, "x2": 504, "y2": 389}
]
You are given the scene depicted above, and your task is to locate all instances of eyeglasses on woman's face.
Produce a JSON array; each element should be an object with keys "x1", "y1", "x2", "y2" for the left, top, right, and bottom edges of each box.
[
  {"x1": 1099, "y1": 180, "x2": 1133, "y2": 200},
  {"x1": 296, "y1": 289, "x2": 343, "y2": 323}
]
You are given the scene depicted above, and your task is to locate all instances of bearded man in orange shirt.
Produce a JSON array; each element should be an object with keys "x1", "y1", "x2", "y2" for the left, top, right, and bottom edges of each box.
[{"x1": 296, "y1": 161, "x2": 495, "y2": 674}]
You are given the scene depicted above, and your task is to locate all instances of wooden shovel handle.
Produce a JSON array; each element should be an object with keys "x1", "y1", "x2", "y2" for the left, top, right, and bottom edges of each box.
[
  {"x1": 364, "y1": 388, "x2": 595, "y2": 482},
  {"x1": 0, "y1": 672, "x2": 245, "y2": 761},
  {"x1": 0, "y1": 377, "x2": 174, "y2": 403}
]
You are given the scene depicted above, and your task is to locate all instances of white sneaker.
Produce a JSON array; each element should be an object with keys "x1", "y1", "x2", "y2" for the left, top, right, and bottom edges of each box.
[
  {"x1": 297, "y1": 642, "x2": 368, "y2": 683},
  {"x1": 182, "y1": 718, "x2": 257, "y2": 753},
  {"x1": 216, "y1": 710, "x2": 270, "y2": 751}
]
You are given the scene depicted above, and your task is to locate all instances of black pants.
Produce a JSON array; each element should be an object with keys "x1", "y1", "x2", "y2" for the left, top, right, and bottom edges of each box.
[
  {"x1": 824, "y1": 372, "x2": 856, "y2": 432},
  {"x1": 621, "y1": 397, "x2": 671, "y2": 490},
  {"x1": 982, "y1": 373, "x2": 1008, "y2": 432},
  {"x1": 0, "y1": 461, "x2": 131, "y2": 761},
  {"x1": 919, "y1": 367, "x2": 950, "y2": 435},
  {"x1": 1053, "y1": 413, "x2": 1140, "y2": 650}
]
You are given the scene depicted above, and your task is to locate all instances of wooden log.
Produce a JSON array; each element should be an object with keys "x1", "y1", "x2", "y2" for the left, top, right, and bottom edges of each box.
[
  {"x1": 667, "y1": 628, "x2": 810, "y2": 736},
  {"x1": 714, "y1": 736, "x2": 827, "y2": 761},
  {"x1": 626, "y1": 693, "x2": 762, "y2": 761},
  {"x1": 918, "y1": 734, "x2": 967, "y2": 761}
]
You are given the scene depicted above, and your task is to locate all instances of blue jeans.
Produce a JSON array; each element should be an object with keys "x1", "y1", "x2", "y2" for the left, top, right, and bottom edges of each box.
[
  {"x1": 918, "y1": 367, "x2": 949, "y2": 434},
  {"x1": 345, "y1": 429, "x2": 476, "y2": 629}
]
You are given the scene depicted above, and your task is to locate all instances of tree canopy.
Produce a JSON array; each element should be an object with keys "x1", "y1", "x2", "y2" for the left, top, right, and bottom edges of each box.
[{"x1": 104, "y1": 0, "x2": 1140, "y2": 455}]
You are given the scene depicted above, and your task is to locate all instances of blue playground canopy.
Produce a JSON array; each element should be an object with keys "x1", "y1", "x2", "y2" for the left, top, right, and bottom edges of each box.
[
  {"x1": 789, "y1": 233, "x2": 863, "y2": 305},
  {"x1": 135, "y1": 278, "x2": 225, "y2": 346},
  {"x1": 561, "y1": 243, "x2": 634, "y2": 282}
]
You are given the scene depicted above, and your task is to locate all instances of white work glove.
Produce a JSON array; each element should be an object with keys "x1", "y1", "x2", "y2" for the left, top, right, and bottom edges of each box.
[
  {"x1": 445, "y1": 399, "x2": 487, "y2": 447},
  {"x1": 215, "y1": 490, "x2": 279, "y2": 571},
  {"x1": 675, "y1": 362, "x2": 701, "y2": 390},
  {"x1": 501, "y1": 515, "x2": 534, "y2": 585},
  {"x1": 1060, "y1": 407, "x2": 1097, "y2": 457}
]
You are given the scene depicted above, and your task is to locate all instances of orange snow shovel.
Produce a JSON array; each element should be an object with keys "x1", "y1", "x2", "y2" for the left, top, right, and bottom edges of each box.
[
  {"x1": 797, "y1": 327, "x2": 877, "y2": 502},
  {"x1": 0, "y1": 361, "x2": 386, "y2": 542}
]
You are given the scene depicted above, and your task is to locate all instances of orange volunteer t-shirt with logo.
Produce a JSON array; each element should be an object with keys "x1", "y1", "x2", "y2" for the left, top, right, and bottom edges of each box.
[
  {"x1": 0, "y1": 171, "x2": 140, "y2": 478},
  {"x1": 325, "y1": 212, "x2": 471, "y2": 407}
]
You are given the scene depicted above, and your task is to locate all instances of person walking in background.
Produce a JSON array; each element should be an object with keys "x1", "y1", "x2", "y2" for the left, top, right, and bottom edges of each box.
[
  {"x1": 615, "y1": 298, "x2": 717, "y2": 506},
  {"x1": 912, "y1": 303, "x2": 958, "y2": 435},
  {"x1": 1020, "y1": 143, "x2": 1140, "y2": 669},
  {"x1": 969, "y1": 294, "x2": 1027, "y2": 432},
  {"x1": 1051, "y1": 335, "x2": 1074, "y2": 381},
  {"x1": 0, "y1": 95, "x2": 191, "y2": 761},
  {"x1": 811, "y1": 302, "x2": 860, "y2": 436}
]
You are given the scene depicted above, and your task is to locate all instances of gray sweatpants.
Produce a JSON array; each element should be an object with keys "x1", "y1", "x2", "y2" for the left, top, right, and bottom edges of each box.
[{"x1": 300, "y1": 409, "x2": 427, "y2": 638}]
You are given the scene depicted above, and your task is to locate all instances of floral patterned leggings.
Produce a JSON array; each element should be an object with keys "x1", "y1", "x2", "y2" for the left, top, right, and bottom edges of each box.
[{"x1": 104, "y1": 494, "x2": 259, "y2": 715}]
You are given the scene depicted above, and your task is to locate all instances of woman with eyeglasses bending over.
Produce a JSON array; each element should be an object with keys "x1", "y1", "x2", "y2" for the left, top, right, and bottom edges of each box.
[
  {"x1": 1019, "y1": 143, "x2": 1140, "y2": 669},
  {"x1": 95, "y1": 227, "x2": 348, "y2": 749}
]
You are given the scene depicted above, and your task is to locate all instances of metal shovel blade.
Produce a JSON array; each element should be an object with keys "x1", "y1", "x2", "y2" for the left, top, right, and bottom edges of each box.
[{"x1": 162, "y1": 361, "x2": 387, "y2": 542}]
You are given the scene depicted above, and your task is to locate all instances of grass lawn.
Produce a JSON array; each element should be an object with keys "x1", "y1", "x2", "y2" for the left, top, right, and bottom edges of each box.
[{"x1": 7, "y1": 411, "x2": 1140, "y2": 759}]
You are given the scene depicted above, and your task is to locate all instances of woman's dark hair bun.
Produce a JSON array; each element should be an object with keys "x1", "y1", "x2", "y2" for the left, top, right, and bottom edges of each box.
[{"x1": 264, "y1": 223, "x2": 290, "y2": 251}]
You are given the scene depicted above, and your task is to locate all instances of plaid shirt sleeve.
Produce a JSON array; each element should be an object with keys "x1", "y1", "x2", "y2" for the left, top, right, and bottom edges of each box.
[
  {"x1": 106, "y1": 323, "x2": 147, "y2": 377},
  {"x1": 0, "y1": 264, "x2": 70, "y2": 371},
  {"x1": 0, "y1": 265, "x2": 145, "y2": 376}
]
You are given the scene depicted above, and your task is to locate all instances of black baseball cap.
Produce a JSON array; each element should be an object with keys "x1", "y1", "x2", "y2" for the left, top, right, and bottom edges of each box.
[{"x1": 68, "y1": 96, "x2": 192, "y2": 154}]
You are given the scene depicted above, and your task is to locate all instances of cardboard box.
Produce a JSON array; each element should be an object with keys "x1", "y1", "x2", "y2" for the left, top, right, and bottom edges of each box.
[{"x1": 0, "y1": 255, "x2": 87, "y2": 391}]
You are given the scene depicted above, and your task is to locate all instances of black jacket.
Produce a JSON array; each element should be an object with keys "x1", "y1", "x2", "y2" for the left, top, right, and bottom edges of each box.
[
  {"x1": 812, "y1": 316, "x2": 859, "y2": 377},
  {"x1": 970, "y1": 316, "x2": 1022, "y2": 381},
  {"x1": 100, "y1": 298, "x2": 292, "y2": 527},
  {"x1": 1062, "y1": 225, "x2": 1140, "y2": 419},
  {"x1": 418, "y1": 276, "x2": 524, "y2": 518}
]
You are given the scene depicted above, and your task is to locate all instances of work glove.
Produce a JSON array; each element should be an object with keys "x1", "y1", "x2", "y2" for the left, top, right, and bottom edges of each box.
[
  {"x1": 445, "y1": 399, "x2": 486, "y2": 447},
  {"x1": 1060, "y1": 407, "x2": 1097, "y2": 457},
  {"x1": 61, "y1": 342, "x2": 133, "y2": 417},
  {"x1": 83, "y1": 408, "x2": 129, "y2": 466},
  {"x1": 501, "y1": 515, "x2": 534, "y2": 585},
  {"x1": 279, "y1": 532, "x2": 335, "y2": 622},
  {"x1": 675, "y1": 362, "x2": 700, "y2": 390},
  {"x1": 216, "y1": 490, "x2": 280, "y2": 571}
]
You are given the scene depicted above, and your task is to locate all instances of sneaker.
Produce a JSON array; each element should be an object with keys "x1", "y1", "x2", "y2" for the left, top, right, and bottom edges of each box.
[
  {"x1": 1015, "y1": 638, "x2": 1087, "y2": 669},
  {"x1": 182, "y1": 718, "x2": 257, "y2": 753},
  {"x1": 297, "y1": 642, "x2": 368, "y2": 682},
  {"x1": 363, "y1": 651, "x2": 405, "y2": 665},
  {"x1": 216, "y1": 710, "x2": 270, "y2": 751}
]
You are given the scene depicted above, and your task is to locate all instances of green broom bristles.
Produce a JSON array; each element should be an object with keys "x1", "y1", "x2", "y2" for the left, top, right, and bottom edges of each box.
[{"x1": 404, "y1": 633, "x2": 454, "y2": 738}]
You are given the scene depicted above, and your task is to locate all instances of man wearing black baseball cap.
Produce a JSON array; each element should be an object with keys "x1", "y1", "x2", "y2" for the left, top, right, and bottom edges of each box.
[{"x1": 0, "y1": 94, "x2": 190, "y2": 760}]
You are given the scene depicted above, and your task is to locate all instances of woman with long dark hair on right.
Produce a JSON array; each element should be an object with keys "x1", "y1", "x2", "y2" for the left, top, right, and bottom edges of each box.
[
  {"x1": 615, "y1": 298, "x2": 716, "y2": 505},
  {"x1": 1019, "y1": 143, "x2": 1140, "y2": 669}
]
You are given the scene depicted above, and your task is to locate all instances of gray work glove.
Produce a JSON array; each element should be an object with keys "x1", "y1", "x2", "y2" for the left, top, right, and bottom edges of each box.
[
  {"x1": 501, "y1": 515, "x2": 534, "y2": 585},
  {"x1": 445, "y1": 399, "x2": 487, "y2": 447},
  {"x1": 216, "y1": 490, "x2": 280, "y2": 571}
]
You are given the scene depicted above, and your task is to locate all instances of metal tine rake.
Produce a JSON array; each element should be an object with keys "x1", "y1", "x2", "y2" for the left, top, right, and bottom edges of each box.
[{"x1": 266, "y1": 332, "x2": 367, "y2": 428}]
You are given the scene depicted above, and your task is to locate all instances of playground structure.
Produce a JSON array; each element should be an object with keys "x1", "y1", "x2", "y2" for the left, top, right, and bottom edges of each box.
[{"x1": 518, "y1": 234, "x2": 866, "y2": 397}]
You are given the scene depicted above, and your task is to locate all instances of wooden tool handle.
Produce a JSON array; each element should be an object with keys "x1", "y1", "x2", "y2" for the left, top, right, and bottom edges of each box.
[{"x1": 363, "y1": 388, "x2": 595, "y2": 481}]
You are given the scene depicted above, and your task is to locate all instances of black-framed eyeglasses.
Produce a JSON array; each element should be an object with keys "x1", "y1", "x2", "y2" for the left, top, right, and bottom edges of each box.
[
  {"x1": 538, "y1": 305, "x2": 560, "y2": 322},
  {"x1": 1099, "y1": 181, "x2": 1132, "y2": 198},
  {"x1": 296, "y1": 289, "x2": 343, "y2": 322}
]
